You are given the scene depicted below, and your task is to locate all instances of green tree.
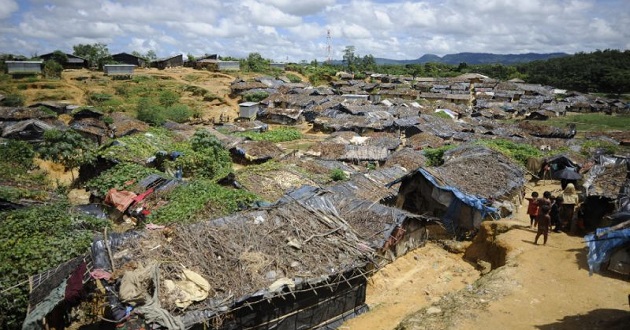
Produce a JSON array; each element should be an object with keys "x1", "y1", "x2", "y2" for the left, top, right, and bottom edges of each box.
[
  {"x1": 244, "y1": 52, "x2": 270, "y2": 72},
  {"x1": 146, "y1": 50, "x2": 157, "y2": 62},
  {"x1": 343, "y1": 45, "x2": 356, "y2": 72},
  {"x1": 72, "y1": 43, "x2": 113, "y2": 69},
  {"x1": 37, "y1": 129, "x2": 95, "y2": 179},
  {"x1": 43, "y1": 60, "x2": 63, "y2": 78},
  {"x1": 49, "y1": 50, "x2": 68, "y2": 65}
]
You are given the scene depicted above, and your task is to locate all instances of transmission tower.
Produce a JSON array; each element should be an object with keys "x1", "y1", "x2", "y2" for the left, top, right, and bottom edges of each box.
[{"x1": 326, "y1": 29, "x2": 332, "y2": 64}]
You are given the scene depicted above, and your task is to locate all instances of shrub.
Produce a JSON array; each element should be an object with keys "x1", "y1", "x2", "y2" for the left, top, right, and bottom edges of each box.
[
  {"x1": 0, "y1": 140, "x2": 34, "y2": 168},
  {"x1": 286, "y1": 73, "x2": 302, "y2": 83},
  {"x1": 136, "y1": 97, "x2": 166, "y2": 125},
  {"x1": 330, "y1": 168, "x2": 348, "y2": 181},
  {"x1": 88, "y1": 92, "x2": 113, "y2": 105},
  {"x1": 164, "y1": 104, "x2": 192, "y2": 123},
  {"x1": 243, "y1": 91, "x2": 269, "y2": 103},
  {"x1": 0, "y1": 93, "x2": 24, "y2": 106},
  {"x1": 424, "y1": 145, "x2": 457, "y2": 166},
  {"x1": 43, "y1": 60, "x2": 63, "y2": 79},
  {"x1": 158, "y1": 90, "x2": 180, "y2": 107}
]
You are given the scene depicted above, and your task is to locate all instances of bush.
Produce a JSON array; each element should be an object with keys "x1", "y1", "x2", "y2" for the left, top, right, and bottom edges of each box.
[
  {"x1": 88, "y1": 92, "x2": 113, "y2": 105},
  {"x1": 424, "y1": 145, "x2": 457, "y2": 166},
  {"x1": 286, "y1": 73, "x2": 302, "y2": 83},
  {"x1": 136, "y1": 97, "x2": 167, "y2": 125},
  {"x1": 330, "y1": 168, "x2": 348, "y2": 181},
  {"x1": 243, "y1": 91, "x2": 269, "y2": 103},
  {"x1": 158, "y1": 90, "x2": 180, "y2": 107},
  {"x1": 0, "y1": 140, "x2": 35, "y2": 168},
  {"x1": 164, "y1": 104, "x2": 192, "y2": 123},
  {"x1": 0, "y1": 93, "x2": 24, "y2": 106},
  {"x1": 43, "y1": 60, "x2": 63, "y2": 79},
  {"x1": 175, "y1": 129, "x2": 232, "y2": 178}
]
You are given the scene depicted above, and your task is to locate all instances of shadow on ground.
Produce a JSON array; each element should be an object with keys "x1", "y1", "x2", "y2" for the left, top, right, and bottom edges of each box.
[{"x1": 535, "y1": 308, "x2": 630, "y2": 330}]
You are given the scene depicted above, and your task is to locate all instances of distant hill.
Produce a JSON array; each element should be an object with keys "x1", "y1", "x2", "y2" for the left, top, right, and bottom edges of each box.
[{"x1": 373, "y1": 52, "x2": 569, "y2": 65}]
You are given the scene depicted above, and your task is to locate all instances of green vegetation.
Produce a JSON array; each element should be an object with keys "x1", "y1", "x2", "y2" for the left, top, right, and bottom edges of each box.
[
  {"x1": 0, "y1": 93, "x2": 24, "y2": 106},
  {"x1": 43, "y1": 60, "x2": 63, "y2": 79},
  {"x1": 516, "y1": 49, "x2": 630, "y2": 95},
  {"x1": 541, "y1": 113, "x2": 630, "y2": 132},
  {"x1": 476, "y1": 139, "x2": 543, "y2": 167},
  {"x1": 98, "y1": 127, "x2": 178, "y2": 163},
  {"x1": 175, "y1": 129, "x2": 232, "y2": 178},
  {"x1": 85, "y1": 163, "x2": 160, "y2": 197},
  {"x1": 580, "y1": 139, "x2": 620, "y2": 156},
  {"x1": 72, "y1": 42, "x2": 113, "y2": 69},
  {"x1": 243, "y1": 91, "x2": 269, "y2": 103},
  {"x1": 286, "y1": 73, "x2": 302, "y2": 83},
  {"x1": 148, "y1": 179, "x2": 258, "y2": 225},
  {"x1": 136, "y1": 96, "x2": 193, "y2": 125},
  {"x1": 37, "y1": 129, "x2": 96, "y2": 178},
  {"x1": 234, "y1": 127, "x2": 302, "y2": 143},
  {"x1": 424, "y1": 145, "x2": 457, "y2": 166},
  {"x1": 329, "y1": 168, "x2": 348, "y2": 181},
  {"x1": 0, "y1": 203, "x2": 107, "y2": 329}
]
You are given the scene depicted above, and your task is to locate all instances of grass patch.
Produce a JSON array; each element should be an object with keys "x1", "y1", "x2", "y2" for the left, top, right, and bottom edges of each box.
[
  {"x1": 542, "y1": 113, "x2": 630, "y2": 132},
  {"x1": 424, "y1": 145, "x2": 457, "y2": 166}
]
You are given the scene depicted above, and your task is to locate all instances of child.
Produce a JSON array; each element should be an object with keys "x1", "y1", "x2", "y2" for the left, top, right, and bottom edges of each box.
[
  {"x1": 550, "y1": 196, "x2": 563, "y2": 232},
  {"x1": 535, "y1": 204, "x2": 551, "y2": 245},
  {"x1": 525, "y1": 192, "x2": 539, "y2": 228}
]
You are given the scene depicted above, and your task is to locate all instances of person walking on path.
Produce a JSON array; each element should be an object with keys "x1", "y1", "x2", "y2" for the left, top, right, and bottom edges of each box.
[{"x1": 535, "y1": 204, "x2": 551, "y2": 245}]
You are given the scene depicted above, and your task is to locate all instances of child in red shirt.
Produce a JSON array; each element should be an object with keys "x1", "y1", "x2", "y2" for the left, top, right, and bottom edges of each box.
[{"x1": 525, "y1": 192, "x2": 539, "y2": 228}]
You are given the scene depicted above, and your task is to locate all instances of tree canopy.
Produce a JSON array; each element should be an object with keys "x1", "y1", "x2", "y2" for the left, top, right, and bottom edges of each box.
[{"x1": 72, "y1": 43, "x2": 113, "y2": 69}]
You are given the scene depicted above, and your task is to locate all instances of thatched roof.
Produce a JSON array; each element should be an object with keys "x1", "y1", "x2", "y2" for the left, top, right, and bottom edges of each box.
[
  {"x1": 103, "y1": 198, "x2": 375, "y2": 318},
  {"x1": 109, "y1": 112, "x2": 149, "y2": 137},
  {"x1": 385, "y1": 148, "x2": 428, "y2": 170},
  {"x1": 586, "y1": 164, "x2": 629, "y2": 199},
  {"x1": 233, "y1": 140, "x2": 283, "y2": 161},
  {"x1": 1, "y1": 119, "x2": 55, "y2": 140},
  {"x1": 70, "y1": 117, "x2": 108, "y2": 137},
  {"x1": 0, "y1": 106, "x2": 56, "y2": 121},
  {"x1": 428, "y1": 145, "x2": 526, "y2": 199},
  {"x1": 518, "y1": 121, "x2": 576, "y2": 138}
]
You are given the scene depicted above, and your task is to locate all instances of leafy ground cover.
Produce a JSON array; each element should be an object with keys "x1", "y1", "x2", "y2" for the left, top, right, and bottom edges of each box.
[{"x1": 234, "y1": 126, "x2": 302, "y2": 142}]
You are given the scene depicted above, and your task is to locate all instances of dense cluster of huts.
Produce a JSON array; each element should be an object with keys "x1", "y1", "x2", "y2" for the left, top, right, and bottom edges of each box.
[{"x1": 4, "y1": 69, "x2": 630, "y2": 329}]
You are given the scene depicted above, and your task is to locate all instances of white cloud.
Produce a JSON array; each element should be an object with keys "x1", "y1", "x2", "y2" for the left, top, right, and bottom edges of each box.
[
  {"x1": 0, "y1": 0, "x2": 628, "y2": 61},
  {"x1": 0, "y1": 0, "x2": 18, "y2": 20}
]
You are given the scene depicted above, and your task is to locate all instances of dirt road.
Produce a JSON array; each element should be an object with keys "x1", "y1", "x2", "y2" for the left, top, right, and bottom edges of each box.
[{"x1": 344, "y1": 182, "x2": 630, "y2": 330}]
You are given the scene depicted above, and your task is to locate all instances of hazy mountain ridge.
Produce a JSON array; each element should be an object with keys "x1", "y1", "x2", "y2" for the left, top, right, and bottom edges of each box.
[{"x1": 373, "y1": 52, "x2": 569, "y2": 65}]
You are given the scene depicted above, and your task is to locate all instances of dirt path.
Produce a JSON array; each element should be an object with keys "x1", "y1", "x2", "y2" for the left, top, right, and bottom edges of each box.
[{"x1": 344, "y1": 182, "x2": 630, "y2": 330}]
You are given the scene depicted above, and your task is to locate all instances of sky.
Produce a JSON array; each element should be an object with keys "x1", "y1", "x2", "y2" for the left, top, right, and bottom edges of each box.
[{"x1": 0, "y1": 0, "x2": 629, "y2": 62}]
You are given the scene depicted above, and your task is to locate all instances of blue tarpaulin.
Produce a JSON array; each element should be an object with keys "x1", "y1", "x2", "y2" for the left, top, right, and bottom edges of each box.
[
  {"x1": 416, "y1": 168, "x2": 498, "y2": 233},
  {"x1": 585, "y1": 226, "x2": 630, "y2": 275}
]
